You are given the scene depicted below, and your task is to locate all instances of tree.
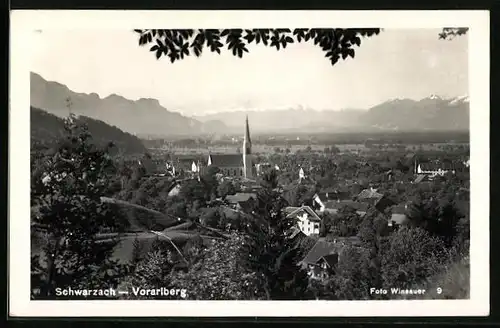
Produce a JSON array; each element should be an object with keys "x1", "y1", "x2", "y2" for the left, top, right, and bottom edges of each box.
[
  {"x1": 179, "y1": 179, "x2": 207, "y2": 206},
  {"x1": 330, "y1": 145, "x2": 340, "y2": 154},
  {"x1": 31, "y1": 117, "x2": 130, "y2": 299},
  {"x1": 135, "y1": 28, "x2": 381, "y2": 65},
  {"x1": 260, "y1": 169, "x2": 280, "y2": 189},
  {"x1": 217, "y1": 179, "x2": 237, "y2": 198},
  {"x1": 240, "y1": 171, "x2": 309, "y2": 300},
  {"x1": 169, "y1": 234, "x2": 260, "y2": 300},
  {"x1": 284, "y1": 182, "x2": 316, "y2": 207},
  {"x1": 406, "y1": 193, "x2": 463, "y2": 248},
  {"x1": 327, "y1": 206, "x2": 363, "y2": 237},
  {"x1": 319, "y1": 213, "x2": 335, "y2": 237},
  {"x1": 381, "y1": 227, "x2": 448, "y2": 290},
  {"x1": 200, "y1": 166, "x2": 220, "y2": 201},
  {"x1": 310, "y1": 245, "x2": 379, "y2": 300},
  {"x1": 199, "y1": 207, "x2": 221, "y2": 228},
  {"x1": 439, "y1": 28, "x2": 469, "y2": 40},
  {"x1": 118, "y1": 240, "x2": 174, "y2": 300}
]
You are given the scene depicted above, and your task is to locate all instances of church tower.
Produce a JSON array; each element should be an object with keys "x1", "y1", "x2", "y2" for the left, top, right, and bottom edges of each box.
[{"x1": 243, "y1": 115, "x2": 253, "y2": 179}]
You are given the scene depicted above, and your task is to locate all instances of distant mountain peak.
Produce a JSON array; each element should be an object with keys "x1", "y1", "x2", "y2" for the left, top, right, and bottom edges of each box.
[
  {"x1": 104, "y1": 93, "x2": 127, "y2": 101},
  {"x1": 449, "y1": 95, "x2": 470, "y2": 104},
  {"x1": 428, "y1": 94, "x2": 442, "y2": 100}
]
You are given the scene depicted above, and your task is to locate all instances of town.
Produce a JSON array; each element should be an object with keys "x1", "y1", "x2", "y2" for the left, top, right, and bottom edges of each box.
[{"x1": 61, "y1": 116, "x2": 468, "y2": 300}]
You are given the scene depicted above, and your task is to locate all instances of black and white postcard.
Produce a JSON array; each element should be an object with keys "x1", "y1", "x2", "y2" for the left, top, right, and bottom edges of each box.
[{"x1": 9, "y1": 10, "x2": 490, "y2": 317}]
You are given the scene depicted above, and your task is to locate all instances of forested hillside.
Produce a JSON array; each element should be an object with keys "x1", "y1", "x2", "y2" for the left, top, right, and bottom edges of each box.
[{"x1": 31, "y1": 106, "x2": 147, "y2": 154}]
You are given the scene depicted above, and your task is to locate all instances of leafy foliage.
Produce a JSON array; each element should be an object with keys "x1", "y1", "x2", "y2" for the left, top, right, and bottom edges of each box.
[
  {"x1": 326, "y1": 206, "x2": 364, "y2": 237},
  {"x1": 439, "y1": 28, "x2": 469, "y2": 40},
  {"x1": 217, "y1": 179, "x2": 238, "y2": 198},
  {"x1": 380, "y1": 227, "x2": 448, "y2": 290},
  {"x1": 119, "y1": 241, "x2": 174, "y2": 299},
  {"x1": 169, "y1": 234, "x2": 259, "y2": 300},
  {"x1": 135, "y1": 28, "x2": 381, "y2": 65},
  {"x1": 31, "y1": 117, "x2": 130, "y2": 299},
  {"x1": 311, "y1": 245, "x2": 377, "y2": 300},
  {"x1": 136, "y1": 28, "x2": 464, "y2": 65},
  {"x1": 239, "y1": 171, "x2": 310, "y2": 300},
  {"x1": 423, "y1": 256, "x2": 470, "y2": 299}
]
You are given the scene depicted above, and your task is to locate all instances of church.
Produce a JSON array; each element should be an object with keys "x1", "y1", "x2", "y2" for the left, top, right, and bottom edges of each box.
[{"x1": 207, "y1": 115, "x2": 256, "y2": 180}]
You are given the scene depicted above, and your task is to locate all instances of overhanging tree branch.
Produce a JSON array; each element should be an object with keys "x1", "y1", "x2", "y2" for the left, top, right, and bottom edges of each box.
[
  {"x1": 134, "y1": 27, "x2": 467, "y2": 65},
  {"x1": 134, "y1": 28, "x2": 381, "y2": 66},
  {"x1": 439, "y1": 28, "x2": 469, "y2": 40}
]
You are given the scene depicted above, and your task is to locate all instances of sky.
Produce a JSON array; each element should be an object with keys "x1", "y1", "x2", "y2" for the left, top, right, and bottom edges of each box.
[{"x1": 31, "y1": 28, "x2": 468, "y2": 116}]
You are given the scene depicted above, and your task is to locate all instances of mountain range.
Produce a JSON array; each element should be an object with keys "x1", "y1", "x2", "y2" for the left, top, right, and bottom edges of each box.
[
  {"x1": 195, "y1": 95, "x2": 469, "y2": 133},
  {"x1": 30, "y1": 72, "x2": 219, "y2": 137},
  {"x1": 31, "y1": 72, "x2": 469, "y2": 137}
]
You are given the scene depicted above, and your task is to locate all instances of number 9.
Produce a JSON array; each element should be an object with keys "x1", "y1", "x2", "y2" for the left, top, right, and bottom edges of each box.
[{"x1": 437, "y1": 288, "x2": 442, "y2": 294}]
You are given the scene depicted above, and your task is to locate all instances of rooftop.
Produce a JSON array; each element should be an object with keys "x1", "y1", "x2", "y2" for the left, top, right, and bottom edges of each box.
[
  {"x1": 357, "y1": 188, "x2": 384, "y2": 200},
  {"x1": 418, "y1": 161, "x2": 455, "y2": 171},
  {"x1": 209, "y1": 154, "x2": 244, "y2": 167},
  {"x1": 301, "y1": 239, "x2": 341, "y2": 266},
  {"x1": 391, "y1": 213, "x2": 409, "y2": 226},
  {"x1": 414, "y1": 174, "x2": 428, "y2": 183},
  {"x1": 225, "y1": 192, "x2": 257, "y2": 204},
  {"x1": 285, "y1": 206, "x2": 322, "y2": 222},
  {"x1": 323, "y1": 200, "x2": 369, "y2": 212}
]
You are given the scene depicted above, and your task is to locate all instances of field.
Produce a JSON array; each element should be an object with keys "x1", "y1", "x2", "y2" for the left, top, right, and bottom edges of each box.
[{"x1": 148, "y1": 142, "x2": 469, "y2": 156}]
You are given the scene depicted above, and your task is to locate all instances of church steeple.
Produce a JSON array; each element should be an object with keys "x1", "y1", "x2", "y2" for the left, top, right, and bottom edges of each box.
[
  {"x1": 243, "y1": 115, "x2": 252, "y2": 155},
  {"x1": 243, "y1": 115, "x2": 253, "y2": 179}
]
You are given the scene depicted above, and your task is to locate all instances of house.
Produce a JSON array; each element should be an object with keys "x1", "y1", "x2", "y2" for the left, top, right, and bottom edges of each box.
[
  {"x1": 299, "y1": 239, "x2": 341, "y2": 280},
  {"x1": 166, "y1": 181, "x2": 182, "y2": 197},
  {"x1": 356, "y1": 187, "x2": 383, "y2": 204},
  {"x1": 355, "y1": 188, "x2": 395, "y2": 213},
  {"x1": 316, "y1": 188, "x2": 351, "y2": 202},
  {"x1": 413, "y1": 174, "x2": 429, "y2": 184},
  {"x1": 299, "y1": 167, "x2": 305, "y2": 180},
  {"x1": 389, "y1": 204, "x2": 410, "y2": 228},
  {"x1": 415, "y1": 159, "x2": 455, "y2": 177},
  {"x1": 299, "y1": 237, "x2": 361, "y2": 280},
  {"x1": 287, "y1": 226, "x2": 307, "y2": 242},
  {"x1": 240, "y1": 182, "x2": 263, "y2": 193},
  {"x1": 224, "y1": 192, "x2": 257, "y2": 212},
  {"x1": 285, "y1": 206, "x2": 322, "y2": 236},
  {"x1": 255, "y1": 162, "x2": 272, "y2": 176},
  {"x1": 322, "y1": 200, "x2": 368, "y2": 217},
  {"x1": 312, "y1": 194, "x2": 326, "y2": 212},
  {"x1": 171, "y1": 155, "x2": 203, "y2": 176}
]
